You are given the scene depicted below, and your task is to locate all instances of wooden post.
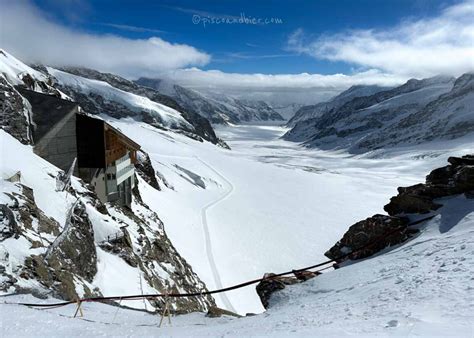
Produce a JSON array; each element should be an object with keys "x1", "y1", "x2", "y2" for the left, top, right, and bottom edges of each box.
[
  {"x1": 73, "y1": 299, "x2": 84, "y2": 318},
  {"x1": 159, "y1": 294, "x2": 172, "y2": 327}
]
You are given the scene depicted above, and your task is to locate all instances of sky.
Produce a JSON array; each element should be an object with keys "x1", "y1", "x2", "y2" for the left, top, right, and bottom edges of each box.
[{"x1": 1, "y1": 0, "x2": 473, "y2": 104}]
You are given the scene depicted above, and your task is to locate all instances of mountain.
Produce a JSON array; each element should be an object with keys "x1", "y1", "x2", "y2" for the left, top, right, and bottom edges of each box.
[
  {"x1": 286, "y1": 85, "x2": 389, "y2": 127},
  {"x1": 0, "y1": 50, "x2": 228, "y2": 147},
  {"x1": 269, "y1": 102, "x2": 304, "y2": 121},
  {"x1": 283, "y1": 74, "x2": 474, "y2": 152},
  {"x1": 0, "y1": 50, "x2": 218, "y2": 313},
  {"x1": 135, "y1": 78, "x2": 285, "y2": 124}
]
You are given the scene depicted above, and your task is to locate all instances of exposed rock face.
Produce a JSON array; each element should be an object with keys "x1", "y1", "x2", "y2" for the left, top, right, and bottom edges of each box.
[
  {"x1": 325, "y1": 215, "x2": 410, "y2": 261},
  {"x1": 206, "y1": 306, "x2": 241, "y2": 318},
  {"x1": 325, "y1": 155, "x2": 474, "y2": 264},
  {"x1": 0, "y1": 77, "x2": 32, "y2": 144},
  {"x1": 385, "y1": 155, "x2": 474, "y2": 216},
  {"x1": 0, "y1": 184, "x2": 97, "y2": 299},
  {"x1": 0, "y1": 178, "x2": 216, "y2": 312},
  {"x1": 135, "y1": 151, "x2": 160, "y2": 190},
  {"x1": 45, "y1": 200, "x2": 97, "y2": 281},
  {"x1": 0, "y1": 204, "x2": 19, "y2": 241},
  {"x1": 256, "y1": 272, "x2": 318, "y2": 309}
]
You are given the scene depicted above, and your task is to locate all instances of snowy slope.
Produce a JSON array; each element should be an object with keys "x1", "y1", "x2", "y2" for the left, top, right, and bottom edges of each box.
[
  {"x1": 0, "y1": 50, "x2": 48, "y2": 86},
  {"x1": 283, "y1": 74, "x2": 474, "y2": 152},
  {"x1": 95, "y1": 120, "x2": 473, "y2": 315},
  {"x1": 0, "y1": 130, "x2": 214, "y2": 312},
  {"x1": 47, "y1": 68, "x2": 192, "y2": 129},
  {"x1": 287, "y1": 84, "x2": 388, "y2": 127},
  {"x1": 358, "y1": 73, "x2": 474, "y2": 150},
  {"x1": 0, "y1": 49, "x2": 67, "y2": 98},
  {"x1": 1, "y1": 194, "x2": 472, "y2": 336},
  {"x1": 135, "y1": 78, "x2": 284, "y2": 124}
]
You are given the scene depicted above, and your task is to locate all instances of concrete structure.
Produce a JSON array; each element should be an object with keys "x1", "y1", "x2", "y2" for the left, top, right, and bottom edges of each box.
[
  {"x1": 18, "y1": 88, "x2": 79, "y2": 175},
  {"x1": 20, "y1": 89, "x2": 140, "y2": 207}
]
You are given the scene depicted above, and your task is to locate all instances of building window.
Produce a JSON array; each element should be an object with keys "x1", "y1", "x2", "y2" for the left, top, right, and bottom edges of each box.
[{"x1": 107, "y1": 173, "x2": 116, "y2": 180}]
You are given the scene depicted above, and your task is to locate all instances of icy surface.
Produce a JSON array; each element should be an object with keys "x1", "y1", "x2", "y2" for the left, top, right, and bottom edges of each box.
[
  {"x1": 1, "y1": 195, "x2": 472, "y2": 336},
  {"x1": 99, "y1": 120, "x2": 473, "y2": 314}
]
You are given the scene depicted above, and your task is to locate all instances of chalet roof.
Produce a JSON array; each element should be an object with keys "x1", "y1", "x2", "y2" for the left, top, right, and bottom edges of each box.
[
  {"x1": 103, "y1": 121, "x2": 141, "y2": 151},
  {"x1": 16, "y1": 88, "x2": 78, "y2": 142},
  {"x1": 78, "y1": 114, "x2": 141, "y2": 151}
]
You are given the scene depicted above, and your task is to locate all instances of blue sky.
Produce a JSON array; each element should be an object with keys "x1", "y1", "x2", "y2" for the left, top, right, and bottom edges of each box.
[
  {"x1": 30, "y1": 0, "x2": 459, "y2": 75},
  {"x1": 1, "y1": 0, "x2": 472, "y2": 102}
]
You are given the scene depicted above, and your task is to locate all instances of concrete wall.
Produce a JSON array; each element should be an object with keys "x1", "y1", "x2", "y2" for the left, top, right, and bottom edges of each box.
[{"x1": 34, "y1": 108, "x2": 78, "y2": 174}]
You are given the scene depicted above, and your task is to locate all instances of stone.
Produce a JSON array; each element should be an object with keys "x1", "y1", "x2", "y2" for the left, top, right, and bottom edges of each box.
[
  {"x1": 448, "y1": 155, "x2": 474, "y2": 167},
  {"x1": 206, "y1": 306, "x2": 241, "y2": 318},
  {"x1": 256, "y1": 273, "x2": 302, "y2": 309},
  {"x1": 325, "y1": 214, "x2": 410, "y2": 261}
]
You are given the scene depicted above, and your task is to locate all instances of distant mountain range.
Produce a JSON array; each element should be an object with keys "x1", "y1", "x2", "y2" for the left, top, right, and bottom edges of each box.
[
  {"x1": 284, "y1": 74, "x2": 474, "y2": 152},
  {"x1": 136, "y1": 78, "x2": 285, "y2": 124}
]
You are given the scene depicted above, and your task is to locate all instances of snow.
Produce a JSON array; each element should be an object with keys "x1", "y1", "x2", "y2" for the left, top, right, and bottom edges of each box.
[
  {"x1": 0, "y1": 50, "x2": 48, "y2": 85},
  {"x1": 1, "y1": 194, "x2": 472, "y2": 336},
  {"x1": 46, "y1": 67, "x2": 192, "y2": 129},
  {"x1": 100, "y1": 119, "x2": 473, "y2": 315}
]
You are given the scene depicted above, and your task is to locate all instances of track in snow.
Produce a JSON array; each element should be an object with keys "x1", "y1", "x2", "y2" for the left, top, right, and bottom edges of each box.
[
  {"x1": 195, "y1": 157, "x2": 237, "y2": 313},
  {"x1": 151, "y1": 153, "x2": 237, "y2": 312}
]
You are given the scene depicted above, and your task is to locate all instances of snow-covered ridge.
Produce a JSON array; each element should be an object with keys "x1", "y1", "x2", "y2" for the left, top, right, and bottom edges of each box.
[
  {"x1": 135, "y1": 77, "x2": 285, "y2": 124},
  {"x1": 47, "y1": 67, "x2": 192, "y2": 129},
  {"x1": 286, "y1": 84, "x2": 389, "y2": 127},
  {"x1": 284, "y1": 74, "x2": 474, "y2": 152},
  {"x1": 0, "y1": 50, "x2": 47, "y2": 86}
]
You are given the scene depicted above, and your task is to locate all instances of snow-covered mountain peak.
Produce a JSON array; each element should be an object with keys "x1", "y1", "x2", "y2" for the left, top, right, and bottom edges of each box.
[
  {"x1": 135, "y1": 77, "x2": 285, "y2": 125},
  {"x1": 0, "y1": 49, "x2": 47, "y2": 86}
]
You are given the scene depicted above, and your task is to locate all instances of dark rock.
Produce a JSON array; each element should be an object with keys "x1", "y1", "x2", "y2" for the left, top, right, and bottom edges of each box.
[
  {"x1": 387, "y1": 155, "x2": 474, "y2": 216},
  {"x1": 256, "y1": 273, "x2": 301, "y2": 309},
  {"x1": 0, "y1": 204, "x2": 20, "y2": 240},
  {"x1": 325, "y1": 214, "x2": 410, "y2": 261},
  {"x1": 0, "y1": 77, "x2": 32, "y2": 144},
  {"x1": 448, "y1": 155, "x2": 474, "y2": 167},
  {"x1": 135, "y1": 151, "x2": 160, "y2": 190},
  {"x1": 385, "y1": 193, "x2": 443, "y2": 216},
  {"x1": 426, "y1": 165, "x2": 453, "y2": 185},
  {"x1": 453, "y1": 166, "x2": 474, "y2": 192},
  {"x1": 206, "y1": 306, "x2": 241, "y2": 318},
  {"x1": 48, "y1": 201, "x2": 97, "y2": 281}
]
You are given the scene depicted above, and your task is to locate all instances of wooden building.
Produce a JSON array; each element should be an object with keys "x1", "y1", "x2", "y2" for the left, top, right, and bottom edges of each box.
[{"x1": 76, "y1": 114, "x2": 140, "y2": 206}]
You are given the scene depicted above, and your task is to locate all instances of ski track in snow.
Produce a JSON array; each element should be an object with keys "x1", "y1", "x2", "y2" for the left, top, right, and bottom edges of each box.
[
  {"x1": 196, "y1": 157, "x2": 237, "y2": 313},
  {"x1": 153, "y1": 153, "x2": 236, "y2": 312}
]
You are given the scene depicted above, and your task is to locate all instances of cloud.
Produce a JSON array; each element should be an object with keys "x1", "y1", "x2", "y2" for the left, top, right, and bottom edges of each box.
[
  {"x1": 287, "y1": 1, "x2": 474, "y2": 77},
  {"x1": 98, "y1": 23, "x2": 167, "y2": 35},
  {"x1": 158, "y1": 68, "x2": 407, "y2": 104},
  {"x1": 0, "y1": 0, "x2": 210, "y2": 78}
]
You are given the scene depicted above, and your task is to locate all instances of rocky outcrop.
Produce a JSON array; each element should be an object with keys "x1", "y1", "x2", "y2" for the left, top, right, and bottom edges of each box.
[
  {"x1": 325, "y1": 215, "x2": 410, "y2": 261},
  {"x1": 0, "y1": 77, "x2": 32, "y2": 144},
  {"x1": 135, "y1": 151, "x2": 160, "y2": 190},
  {"x1": 256, "y1": 272, "x2": 318, "y2": 309},
  {"x1": 325, "y1": 155, "x2": 474, "y2": 264},
  {"x1": 385, "y1": 155, "x2": 474, "y2": 215},
  {"x1": 0, "y1": 177, "x2": 216, "y2": 313}
]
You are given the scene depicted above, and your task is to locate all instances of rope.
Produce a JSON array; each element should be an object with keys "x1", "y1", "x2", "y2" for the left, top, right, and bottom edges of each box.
[{"x1": 5, "y1": 214, "x2": 436, "y2": 309}]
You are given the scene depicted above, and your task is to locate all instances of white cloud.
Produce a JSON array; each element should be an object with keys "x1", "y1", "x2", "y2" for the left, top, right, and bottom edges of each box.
[
  {"x1": 287, "y1": 0, "x2": 474, "y2": 77},
  {"x1": 0, "y1": 0, "x2": 210, "y2": 78},
  {"x1": 159, "y1": 68, "x2": 407, "y2": 105}
]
